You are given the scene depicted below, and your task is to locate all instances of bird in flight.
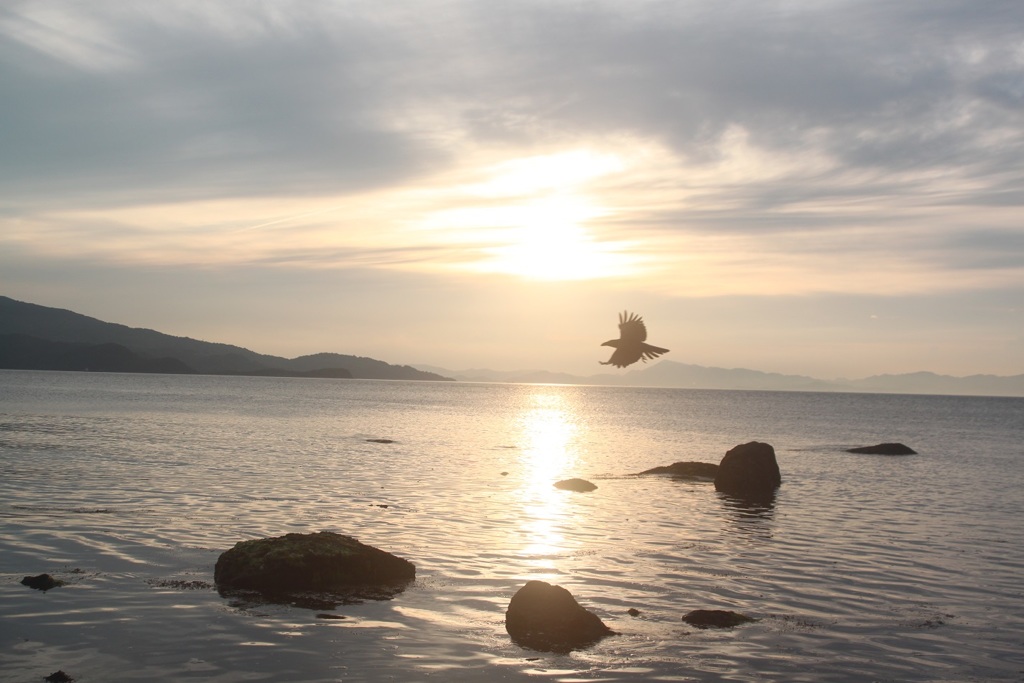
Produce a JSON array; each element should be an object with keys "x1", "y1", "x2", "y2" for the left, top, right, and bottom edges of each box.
[{"x1": 599, "y1": 311, "x2": 670, "y2": 368}]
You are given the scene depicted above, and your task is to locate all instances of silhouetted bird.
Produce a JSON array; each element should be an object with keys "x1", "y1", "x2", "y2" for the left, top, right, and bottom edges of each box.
[{"x1": 600, "y1": 311, "x2": 670, "y2": 368}]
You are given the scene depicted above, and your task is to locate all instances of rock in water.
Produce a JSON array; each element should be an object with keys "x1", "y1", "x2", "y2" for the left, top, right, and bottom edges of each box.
[
  {"x1": 553, "y1": 478, "x2": 598, "y2": 492},
  {"x1": 21, "y1": 573, "x2": 63, "y2": 591},
  {"x1": 214, "y1": 531, "x2": 415, "y2": 597},
  {"x1": 638, "y1": 461, "x2": 719, "y2": 479},
  {"x1": 846, "y1": 442, "x2": 917, "y2": 455},
  {"x1": 714, "y1": 441, "x2": 781, "y2": 498},
  {"x1": 505, "y1": 580, "x2": 615, "y2": 653},
  {"x1": 682, "y1": 609, "x2": 756, "y2": 629}
]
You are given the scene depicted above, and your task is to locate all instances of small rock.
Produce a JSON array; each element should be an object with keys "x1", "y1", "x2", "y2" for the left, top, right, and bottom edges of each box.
[
  {"x1": 846, "y1": 442, "x2": 917, "y2": 455},
  {"x1": 506, "y1": 580, "x2": 615, "y2": 653},
  {"x1": 366, "y1": 438, "x2": 396, "y2": 444},
  {"x1": 45, "y1": 672, "x2": 74, "y2": 683},
  {"x1": 316, "y1": 613, "x2": 347, "y2": 620},
  {"x1": 21, "y1": 574, "x2": 62, "y2": 591},
  {"x1": 627, "y1": 608, "x2": 641, "y2": 617},
  {"x1": 682, "y1": 609, "x2": 756, "y2": 629},
  {"x1": 553, "y1": 478, "x2": 597, "y2": 492}
]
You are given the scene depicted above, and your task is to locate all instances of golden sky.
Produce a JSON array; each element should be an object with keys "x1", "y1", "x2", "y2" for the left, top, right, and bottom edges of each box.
[{"x1": 2, "y1": 1, "x2": 1022, "y2": 377}]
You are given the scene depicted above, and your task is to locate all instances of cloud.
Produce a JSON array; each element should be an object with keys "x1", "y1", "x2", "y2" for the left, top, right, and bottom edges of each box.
[
  {"x1": 1, "y1": 0, "x2": 1023, "y2": 377},
  {"x1": 5, "y1": 1, "x2": 1022, "y2": 209},
  {"x1": 0, "y1": 2, "x2": 449, "y2": 206}
]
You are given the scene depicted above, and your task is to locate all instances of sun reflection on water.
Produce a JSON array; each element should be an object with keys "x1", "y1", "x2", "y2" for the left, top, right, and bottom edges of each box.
[
  {"x1": 512, "y1": 390, "x2": 585, "y2": 576},
  {"x1": 518, "y1": 392, "x2": 580, "y2": 485}
]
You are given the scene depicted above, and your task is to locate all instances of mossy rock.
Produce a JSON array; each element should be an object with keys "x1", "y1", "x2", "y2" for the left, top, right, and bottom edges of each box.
[{"x1": 214, "y1": 531, "x2": 414, "y2": 599}]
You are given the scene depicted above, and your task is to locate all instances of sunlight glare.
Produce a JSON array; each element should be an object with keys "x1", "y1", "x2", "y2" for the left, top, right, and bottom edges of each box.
[
  {"x1": 518, "y1": 392, "x2": 579, "y2": 485},
  {"x1": 456, "y1": 149, "x2": 638, "y2": 281},
  {"x1": 477, "y1": 197, "x2": 633, "y2": 281},
  {"x1": 513, "y1": 391, "x2": 582, "y2": 571}
]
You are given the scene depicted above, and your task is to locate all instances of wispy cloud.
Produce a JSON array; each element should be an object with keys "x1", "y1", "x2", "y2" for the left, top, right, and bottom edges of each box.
[{"x1": 1, "y1": 0, "x2": 1022, "y2": 375}]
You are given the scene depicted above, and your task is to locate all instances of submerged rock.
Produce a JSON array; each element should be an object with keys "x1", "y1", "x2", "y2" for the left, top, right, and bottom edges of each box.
[
  {"x1": 714, "y1": 442, "x2": 781, "y2": 498},
  {"x1": 146, "y1": 579, "x2": 213, "y2": 590},
  {"x1": 638, "y1": 461, "x2": 719, "y2": 480},
  {"x1": 214, "y1": 531, "x2": 415, "y2": 601},
  {"x1": 21, "y1": 573, "x2": 63, "y2": 591},
  {"x1": 505, "y1": 580, "x2": 615, "y2": 653},
  {"x1": 554, "y1": 478, "x2": 597, "y2": 492},
  {"x1": 682, "y1": 609, "x2": 756, "y2": 629},
  {"x1": 366, "y1": 438, "x2": 396, "y2": 444},
  {"x1": 846, "y1": 442, "x2": 917, "y2": 455},
  {"x1": 44, "y1": 671, "x2": 74, "y2": 683}
]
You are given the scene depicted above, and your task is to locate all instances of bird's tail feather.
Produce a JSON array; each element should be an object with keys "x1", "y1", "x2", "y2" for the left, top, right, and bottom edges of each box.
[{"x1": 639, "y1": 344, "x2": 669, "y2": 361}]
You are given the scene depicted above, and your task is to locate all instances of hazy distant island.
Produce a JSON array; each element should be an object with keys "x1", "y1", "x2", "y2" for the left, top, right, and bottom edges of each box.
[
  {"x1": 414, "y1": 363, "x2": 1024, "y2": 398},
  {"x1": 3, "y1": 296, "x2": 1022, "y2": 396},
  {"x1": 0, "y1": 296, "x2": 451, "y2": 382}
]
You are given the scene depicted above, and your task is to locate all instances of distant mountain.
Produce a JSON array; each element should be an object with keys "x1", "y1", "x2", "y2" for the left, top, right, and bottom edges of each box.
[
  {"x1": 844, "y1": 371, "x2": 1024, "y2": 397},
  {"x1": 417, "y1": 360, "x2": 1024, "y2": 397},
  {"x1": 0, "y1": 296, "x2": 451, "y2": 381},
  {"x1": 0, "y1": 334, "x2": 194, "y2": 375},
  {"x1": 288, "y1": 352, "x2": 448, "y2": 381},
  {"x1": 621, "y1": 360, "x2": 843, "y2": 391},
  {"x1": 414, "y1": 366, "x2": 592, "y2": 385}
]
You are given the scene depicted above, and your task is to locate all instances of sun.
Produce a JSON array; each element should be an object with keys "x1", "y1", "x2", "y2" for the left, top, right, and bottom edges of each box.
[
  {"x1": 477, "y1": 197, "x2": 632, "y2": 281},
  {"x1": 410, "y1": 148, "x2": 641, "y2": 281},
  {"x1": 460, "y1": 151, "x2": 638, "y2": 281}
]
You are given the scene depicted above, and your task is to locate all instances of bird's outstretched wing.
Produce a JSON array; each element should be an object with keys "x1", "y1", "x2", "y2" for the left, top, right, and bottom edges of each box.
[{"x1": 618, "y1": 311, "x2": 647, "y2": 343}]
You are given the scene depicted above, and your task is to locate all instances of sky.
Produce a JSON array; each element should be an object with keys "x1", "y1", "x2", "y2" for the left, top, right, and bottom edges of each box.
[{"x1": 2, "y1": 0, "x2": 1023, "y2": 379}]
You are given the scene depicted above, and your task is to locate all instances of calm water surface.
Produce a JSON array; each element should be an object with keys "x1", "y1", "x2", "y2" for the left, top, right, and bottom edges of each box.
[{"x1": 1, "y1": 370, "x2": 1023, "y2": 682}]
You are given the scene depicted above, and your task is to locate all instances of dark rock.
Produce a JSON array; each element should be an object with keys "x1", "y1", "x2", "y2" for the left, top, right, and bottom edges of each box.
[
  {"x1": 316, "y1": 613, "x2": 347, "y2": 620},
  {"x1": 553, "y1": 478, "x2": 597, "y2": 492},
  {"x1": 682, "y1": 609, "x2": 756, "y2": 629},
  {"x1": 505, "y1": 580, "x2": 615, "y2": 653},
  {"x1": 627, "y1": 608, "x2": 641, "y2": 617},
  {"x1": 45, "y1": 671, "x2": 74, "y2": 683},
  {"x1": 146, "y1": 579, "x2": 213, "y2": 590},
  {"x1": 366, "y1": 438, "x2": 396, "y2": 444},
  {"x1": 714, "y1": 442, "x2": 781, "y2": 498},
  {"x1": 846, "y1": 442, "x2": 917, "y2": 455},
  {"x1": 638, "y1": 461, "x2": 719, "y2": 479},
  {"x1": 21, "y1": 574, "x2": 62, "y2": 591},
  {"x1": 214, "y1": 531, "x2": 415, "y2": 601}
]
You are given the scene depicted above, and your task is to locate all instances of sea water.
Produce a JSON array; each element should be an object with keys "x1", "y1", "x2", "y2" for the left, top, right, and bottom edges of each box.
[{"x1": 1, "y1": 370, "x2": 1022, "y2": 682}]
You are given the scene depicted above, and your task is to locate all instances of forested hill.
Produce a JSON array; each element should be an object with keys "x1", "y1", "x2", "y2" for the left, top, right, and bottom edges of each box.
[{"x1": 0, "y1": 296, "x2": 451, "y2": 381}]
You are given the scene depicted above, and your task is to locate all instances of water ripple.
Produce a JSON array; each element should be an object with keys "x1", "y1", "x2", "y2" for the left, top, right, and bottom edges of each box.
[{"x1": 2, "y1": 374, "x2": 1023, "y2": 681}]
